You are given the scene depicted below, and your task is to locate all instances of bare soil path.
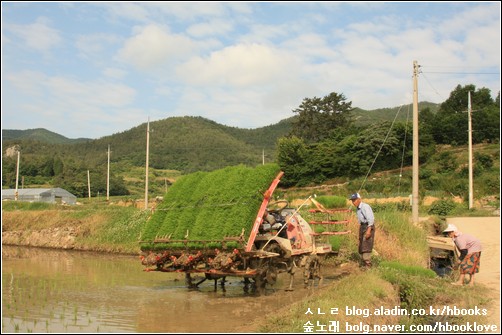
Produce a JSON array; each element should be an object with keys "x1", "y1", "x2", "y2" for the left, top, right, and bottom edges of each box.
[{"x1": 446, "y1": 216, "x2": 500, "y2": 330}]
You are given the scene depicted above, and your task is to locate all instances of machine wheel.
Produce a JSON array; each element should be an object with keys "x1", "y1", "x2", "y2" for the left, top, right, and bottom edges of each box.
[
  {"x1": 253, "y1": 273, "x2": 267, "y2": 293},
  {"x1": 304, "y1": 255, "x2": 322, "y2": 288},
  {"x1": 266, "y1": 266, "x2": 278, "y2": 285},
  {"x1": 251, "y1": 242, "x2": 283, "y2": 293}
]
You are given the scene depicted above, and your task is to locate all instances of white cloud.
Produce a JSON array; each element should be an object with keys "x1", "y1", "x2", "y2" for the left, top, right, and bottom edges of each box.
[
  {"x1": 146, "y1": 2, "x2": 229, "y2": 21},
  {"x1": 103, "y1": 67, "x2": 128, "y2": 80},
  {"x1": 99, "y1": 2, "x2": 151, "y2": 23},
  {"x1": 187, "y1": 20, "x2": 234, "y2": 38},
  {"x1": 3, "y1": 70, "x2": 137, "y2": 138},
  {"x1": 5, "y1": 17, "x2": 61, "y2": 54},
  {"x1": 177, "y1": 43, "x2": 295, "y2": 86},
  {"x1": 2, "y1": 2, "x2": 499, "y2": 139},
  {"x1": 76, "y1": 33, "x2": 122, "y2": 61},
  {"x1": 117, "y1": 24, "x2": 196, "y2": 71}
]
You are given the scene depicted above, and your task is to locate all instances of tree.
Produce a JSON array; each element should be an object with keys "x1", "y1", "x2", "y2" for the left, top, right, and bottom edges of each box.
[
  {"x1": 276, "y1": 136, "x2": 312, "y2": 186},
  {"x1": 291, "y1": 92, "x2": 353, "y2": 143},
  {"x1": 434, "y1": 84, "x2": 498, "y2": 145},
  {"x1": 345, "y1": 122, "x2": 402, "y2": 177}
]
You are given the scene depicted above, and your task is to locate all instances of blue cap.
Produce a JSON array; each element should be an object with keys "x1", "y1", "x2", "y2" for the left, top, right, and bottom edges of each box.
[{"x1": 349, "y1": 192, "x2": 361, "y2": 200}]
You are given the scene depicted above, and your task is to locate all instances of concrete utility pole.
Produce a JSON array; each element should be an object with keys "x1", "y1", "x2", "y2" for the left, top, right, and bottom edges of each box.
[
  {"x1": 468, "y1": 91, "x2": 474, "y2": 209},
  {"x1": 107, "y1": 145, "x2": 111, "y2": 201},
  {"x1": 15, "y1": 150, "x2": 20, "y2": 201},
  {"x1": 262, "y1": 149, "x2": 265, "y2": 165},
  {"x1": 412, "y1": 61, "x2": 420, "y2": 225},
  {"x1": 145, "y1": 118, "x2": 150, "y2": 210},
  {"x1": 87, "y1": 170, "x2": 91, "y2": 199}
]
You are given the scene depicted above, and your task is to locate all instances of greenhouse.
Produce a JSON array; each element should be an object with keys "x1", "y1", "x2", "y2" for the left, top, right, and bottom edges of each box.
[{"x1": 2, "y1": 188, "x2": 77, "y2": 205}]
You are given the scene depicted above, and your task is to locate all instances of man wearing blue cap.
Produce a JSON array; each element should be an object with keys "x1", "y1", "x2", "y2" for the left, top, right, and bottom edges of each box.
[{"x1": 349, "y1": 192, "x2": 375, "y2": 268}]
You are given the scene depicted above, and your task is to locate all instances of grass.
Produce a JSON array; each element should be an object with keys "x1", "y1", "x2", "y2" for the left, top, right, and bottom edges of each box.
[
  {"x1": 258, "y1": 266, "x2": 492, "y2": 333},
  {"x1": 2, "y1": 168, "x2": 498, "y2": 333}
]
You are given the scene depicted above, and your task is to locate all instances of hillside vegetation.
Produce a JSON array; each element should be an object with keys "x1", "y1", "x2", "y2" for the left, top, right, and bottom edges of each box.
[
  {"x1": 2, "y1": 85, "x2": 499, "y2": 203},
  {"x1": 2, "y1": 116, "x2": 292, "y2": 195},
  {"x1": 1, "y1": 180, "x2": 494, "y2": 332},
  {"x1": 2, "y1": 128, "x2": 91, "y2": 144}
]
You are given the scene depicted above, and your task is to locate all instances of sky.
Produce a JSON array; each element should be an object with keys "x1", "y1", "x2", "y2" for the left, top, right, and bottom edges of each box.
[{"x1": 1, "y1": 2, "x2": 500, "y2": 140}]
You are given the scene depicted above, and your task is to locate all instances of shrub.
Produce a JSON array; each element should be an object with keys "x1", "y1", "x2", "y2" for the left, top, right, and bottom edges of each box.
[{"x1": 427, "y1": 199, "x2": 457, "y2": 216}]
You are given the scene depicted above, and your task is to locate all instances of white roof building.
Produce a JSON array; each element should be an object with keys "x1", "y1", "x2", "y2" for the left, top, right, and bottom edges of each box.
[{"x1": 2, "y1": 188, "x2": 77, "y2": 205}]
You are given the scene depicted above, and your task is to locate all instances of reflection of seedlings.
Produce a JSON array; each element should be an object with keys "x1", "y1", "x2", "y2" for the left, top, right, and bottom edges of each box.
[
  {"x1": 14, "y1": 323, "x2": 19, "y2": 332},
  {"x1": 45, "y1": 320, "x2": 49, "y2": 331}
]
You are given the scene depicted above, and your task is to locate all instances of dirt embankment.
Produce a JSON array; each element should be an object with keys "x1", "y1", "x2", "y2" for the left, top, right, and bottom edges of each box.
[
  {"x1": 2, "y1": 210, "x2": 80, "y2": 249},
  {"x1": 2, "y1": 226, "x2": 77, "y2": 249}
]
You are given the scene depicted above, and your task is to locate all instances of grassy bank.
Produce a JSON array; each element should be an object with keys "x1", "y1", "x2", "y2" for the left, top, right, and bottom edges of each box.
[
  {"x1": 1, "y1": 201, "x2": 149, "y2": 254},
  {"x1": 259, "y1": 266, "x2": 492, "y2": 332},
  {"x1": 2, "y1": 201, "x2": 495, "y2": 332}
]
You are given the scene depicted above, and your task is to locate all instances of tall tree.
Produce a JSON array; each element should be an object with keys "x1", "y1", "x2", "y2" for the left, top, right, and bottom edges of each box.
[
  {"x1": 433, "y1": 84, "x2": 497, "y2": 145},
  {"x1": 276, "y1": 136, "x2": 312, "y2": 186},
  {"x1": 291, "y1": 92, "x2": 353, "y2": 143}
]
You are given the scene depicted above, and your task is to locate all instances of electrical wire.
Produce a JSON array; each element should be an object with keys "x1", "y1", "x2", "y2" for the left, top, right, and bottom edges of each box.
[
  {"x1": 358, "y1": 104, "x2": 405, "y2": 193},
  {"x1": 397, "y1": 104, "x2": 411, "y2": 194}
]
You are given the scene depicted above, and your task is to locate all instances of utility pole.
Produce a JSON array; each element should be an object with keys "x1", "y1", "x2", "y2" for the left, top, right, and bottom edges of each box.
[
  {"x1": 468, "y1": 91, "x2": 474, "y2": 209},
  {"x1": 412, "y1": 61, "x2": 420, "y2": 225},
  {"x1": 145, "y1": 118, "x2": 150, "y2": 210},
  {"x1": 15, "y1": 150, "x2": 20, "y2": 201},
  {"x1": 87, "y1": 170, "x2": 91, "y2": 199},
  {"x1": 107, "y1": 145, "x2": 111, "y2": 201},
  {"x1": 262, "y1": 149, "x2": 265, "y2": 165}
]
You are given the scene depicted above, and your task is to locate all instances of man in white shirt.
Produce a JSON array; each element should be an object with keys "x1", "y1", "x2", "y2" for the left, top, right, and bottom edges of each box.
[{"x1": 350, "y1": 192, "x2": 375, "y2": 268}]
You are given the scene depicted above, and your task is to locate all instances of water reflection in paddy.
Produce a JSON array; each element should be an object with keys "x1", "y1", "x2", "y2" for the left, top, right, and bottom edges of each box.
[{"x1": 2, "y1": 245, "x2": 314, "y2": 333}]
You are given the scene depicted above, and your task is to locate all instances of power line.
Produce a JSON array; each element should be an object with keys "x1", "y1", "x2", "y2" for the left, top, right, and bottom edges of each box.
[
  {"x1": 422, "y1": 71, "x2": 499, "y2": 75},
  {"x1": 420, "y1": 72, "x2": 446, "y2": 101}
]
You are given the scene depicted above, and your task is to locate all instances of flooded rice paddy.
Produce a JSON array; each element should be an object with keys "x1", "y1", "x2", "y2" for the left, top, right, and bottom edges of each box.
[{"x1": 2, "y1": 245, "x2": 321, "y2": 333}]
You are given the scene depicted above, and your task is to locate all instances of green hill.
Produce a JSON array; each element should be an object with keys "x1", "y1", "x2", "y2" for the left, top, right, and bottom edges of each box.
[
  {"x1": 2, "y1": 128, "x2": 91, "y2": 144},
  {"x1": 3, "y1": 103, "x2": 448, "y2": 196},
  {"x1": 351, "y1": 102, "x2": 439, "y2": 126}
]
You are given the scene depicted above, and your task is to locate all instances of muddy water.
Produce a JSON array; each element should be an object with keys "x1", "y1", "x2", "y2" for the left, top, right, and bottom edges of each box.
[{"x1": 2, "y1": 246, "x2": 321, "y2": 333}]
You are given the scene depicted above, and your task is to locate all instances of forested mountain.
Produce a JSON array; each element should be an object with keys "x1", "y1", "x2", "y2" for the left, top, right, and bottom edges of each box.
[
  {"x1": 2, "y1": 88, "x2": 499, "y2": 199},
  {"x1": 2, "y1": 128, "x2": 91, "y2": 144},
  {"x1": 1, "y1": 116, "x2": 295, "y2": 196},
  {"x1": 1, "y1": 102, "x2": 435, "y2": 182},
  {"x1": 1, "y1": 102, "x2": 436, "y2": 144}
]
